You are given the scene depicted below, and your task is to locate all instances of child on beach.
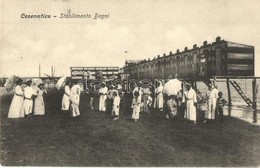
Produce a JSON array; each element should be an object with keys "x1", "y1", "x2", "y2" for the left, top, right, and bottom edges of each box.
[
  {"x1": 132, "y1": 91, "x2": 142, "y2": 122},
  {"x1": 216, "y1": 91, "x2": 227, "y2": 122}
]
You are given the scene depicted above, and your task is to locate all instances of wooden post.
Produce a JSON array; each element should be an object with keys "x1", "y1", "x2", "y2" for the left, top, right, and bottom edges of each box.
[
  {"x1": 213, "y1": 77, "x2": 217, "y2": 88},
  {"x1": 39, "y1": 64, "x2": 41, "y2": 78},
  {"x1": 194, "y1": 81, "x2": 197, "y2": 90},
  {"x1": 226, "y1": 78, "x2": 232, "y2": 117},
  {"x1": 252, "y1": 78, "x2": 258, "y2": 123},
  {"x1": 228, "y1": 105, "x2": 231, "y2": 117},
  {"x1": 226, "y1": 78, "x2": 232, "y2": 106}
]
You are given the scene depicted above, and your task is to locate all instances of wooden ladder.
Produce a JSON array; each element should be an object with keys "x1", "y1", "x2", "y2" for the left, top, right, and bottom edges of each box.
[{"x1": 229, "y1": 80, "x2": 253, "y2": 107}]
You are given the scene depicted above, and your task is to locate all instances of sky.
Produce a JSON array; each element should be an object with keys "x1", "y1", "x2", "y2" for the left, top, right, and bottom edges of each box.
[{"x1": 1, "y1": 0, "x2": 260, "y2": 77}]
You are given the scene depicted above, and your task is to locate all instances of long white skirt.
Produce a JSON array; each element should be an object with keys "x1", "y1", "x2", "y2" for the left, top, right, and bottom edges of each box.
[
  {"x1": 8, "y1": 95, "x2": 24, "y2": 118},
  {"x1": 99, "y1": 95, "x2": 107, "y2": 112},
  {"x1": 112, "y1": 106, "x2": 120, "y2": 116},
  {"x1": 34, "y1": 96, "x2": 45, "y2": 115},
  {"x1": 23, "y1": 99, "x2": 33, "y2": 115},
  {"x1": 132, "y1": 105, "x2": 140, "y2": 120},
  {"x1": 61, "y1": 94, "x2": 70, "y2": 110},
  {"x1": 70, "y1": 103, "x2": 80, "y2": 117},
  {"x1": 186, "y1": 100, "x2": 196, "y2": 121},
  {"x1": 154, "y1": 94, "x2": 163, "y2": 109}
]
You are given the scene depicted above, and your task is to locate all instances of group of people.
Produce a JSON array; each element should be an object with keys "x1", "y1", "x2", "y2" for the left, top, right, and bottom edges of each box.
[
  {"x1": 8, "y1": 76, "x2": 227, "y2": 123},
  {"x1": 61, "y1": 81, "x2": 81, "y2": 117},
  {"x1": 64, "y1": 77, "x2": 226, "y2": 123},
  {"x1": 8, "y1": 78, "x2": 47, "y2": 118}
]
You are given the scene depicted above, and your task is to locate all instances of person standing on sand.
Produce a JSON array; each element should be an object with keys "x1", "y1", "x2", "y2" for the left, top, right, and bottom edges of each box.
[
  {"x1": 176, "y1": 88, "x2": 184, "y2": 118},
  {"x1": 88, "y1": 82, "x2": 95, "y2": 110},
  {"x1": 34, "y1": 83, "x2": 47, "y2": 116},
  {"x1": 107, "y1": 84, "x2": 116, "y2": 114},
  {"x1": 204, "y1": 82, "x2": 219, "y2": 123},
  {"x1": 112, "y1": 91, "x2": 120, "y2": 120},
  {"x1": 61, "y1": 80, "x2": 71, "y2": 112},
  {"x1": 216, "y1": 91, "x2": 227, "y2": 123},
  {"x1": 141, "y1": 84, "x2": 151, "y2": 114},
  {"x1": 131, "y1": 82, "x2": 143, "y2": 112},
  {"x1": 99, "y1": 82, "x2": 108, "y2": 112},
  {"x1": 132, "y1": 91, "x2": 142, "y2": 122},
  {"x1": 8, "y1": 78, "x2": 24, "y2": 118},
  {"x1": 22, "y1": 80, "x2": 36, "y2": 117},
  {"x1": 182, "y1": 83, "x2": 197, "y2": 123},
  {"x1": 154, "y1": 81, "x2": 164, "y2": 112},
  {"x1": 69, "y1": 82, "x2": 80, "y2": 117},
  {"x1": 117, "y1": 84, "x2": 125, "y2": 114}
]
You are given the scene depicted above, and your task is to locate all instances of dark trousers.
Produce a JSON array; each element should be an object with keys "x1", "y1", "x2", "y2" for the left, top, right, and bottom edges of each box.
[
  {"x1": 106, "y1": 99, "x2": 113, "y2": 113},
  {"x1": 218, "y1": 107, "x2": 224, "y2": 121},
  {"x1": 177, "y1": 105, "x2": 185, "y2": 118}
]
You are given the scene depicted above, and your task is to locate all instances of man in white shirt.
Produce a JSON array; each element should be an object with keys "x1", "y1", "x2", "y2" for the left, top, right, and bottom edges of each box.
[
  {"x1": 182, "y1": 83, "x2": 197, "y2": 123},
  {"x1": 204, "y1": 83, "x2": 219, "y2": 123}
]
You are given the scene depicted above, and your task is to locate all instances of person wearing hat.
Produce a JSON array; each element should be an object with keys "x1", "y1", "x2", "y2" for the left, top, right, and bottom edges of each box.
[
  {"x1": 132, "y1": 81, "x2": 143, "y2": 112},
  {"x1": 22, "y1": 79, "x2": 36, "y2": 117},
  {"x1": 8, "y1": 78, "x2": 24, "y2": 118},
  {"x1": 31, "y1": 80, "x2": 39, "y2": 114},
  {"x1": 204, "y1": 82, "x2": 219, "y2": 123},
  {"x1": 132, "y1": 91, "x2": 142, "y2": 122},
  {"x1": 106, "y1": 84, "x2": 117, "y2": 114},
  {"x1": 87, "y1": 81, "x2": 95, "y2": 110},
  {"x1": 141, "y1": 83, "x2": 151, "y2": 114},
  {"x1": 117, "y1": 84, "x2": 125, "y2": 114},
  {"x1": 154, "y1": 81, "x2": 164, "y2": 112},
  {"x1": 69, "y1": 82, "x2": 80, "y2": 117},
  {"x1": 61, "y1": 80, "x2": 71, "y2": 112},
  {"x1": 34, "y1": 83, "x2": 47, "y2": 115},
  {"x1": 98, "y1": 82, "x2": 108, "y2": 112},
  {"x1": 112, "y1": 91, "x2": 120, "y2": 120},
  {"x1": 182, "y1": 82, "x2": 197, "y2": 123}
]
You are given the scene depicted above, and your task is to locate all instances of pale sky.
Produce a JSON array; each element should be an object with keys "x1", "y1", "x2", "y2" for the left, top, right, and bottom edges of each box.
[{"x1": 1, "y1": 0, "x2": 260, "y2": 77}]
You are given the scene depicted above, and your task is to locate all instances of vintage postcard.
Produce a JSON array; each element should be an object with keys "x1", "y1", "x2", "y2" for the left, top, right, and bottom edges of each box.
[{"x1": 1, "y1": 0, "x2": 260, "y2": 167}]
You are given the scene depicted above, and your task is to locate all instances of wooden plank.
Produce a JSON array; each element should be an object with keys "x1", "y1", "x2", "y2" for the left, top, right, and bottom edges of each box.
[
  {"x1": 227, "y1": 53, "x2": 253, "y2": 59},
  {"x1": 226, "y1": 59, "x2": 253, "y2": 64},
  {"x1": 227, "y1": 64, "x2": 253, "y2": 71},
  {"x1": 227, "y1": 47, "x2": 254, "y2": 53},
  {"x1": 227, "y1": 41, "x2": 253, "y2": 48}
]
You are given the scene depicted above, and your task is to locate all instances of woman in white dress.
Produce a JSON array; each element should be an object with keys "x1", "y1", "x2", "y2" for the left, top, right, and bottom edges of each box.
[
  {"x1": 61, "y1": 81, "x2": 71, "y2": 111},
  {"x1": 8, "y1": 78, "x2": 24, "y2": 118},
  {"x1": 99, "y1": 83, "x2": 108, "y2": 112},
  {"x1": 34, "y1": 83, "x2": 47, "y2": 115},
  {"x1": 154, "y1": 81, "x2": 164, "y2": 111},
  {"x1": 182, "y1": 83, "x2": 197, "y2": 123},
  {"x1": 132, "y1": 91, "x2": 142, "y2": 122},
  {"x1": 70, "y1": 83, "x2": 80, "y2": 117}
]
